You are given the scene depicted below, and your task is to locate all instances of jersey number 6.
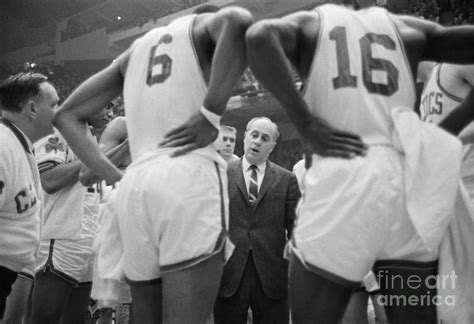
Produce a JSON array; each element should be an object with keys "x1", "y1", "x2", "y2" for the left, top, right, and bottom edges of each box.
[{"x1": 147, "y1": 33, "x2": 173, "y2": 86}]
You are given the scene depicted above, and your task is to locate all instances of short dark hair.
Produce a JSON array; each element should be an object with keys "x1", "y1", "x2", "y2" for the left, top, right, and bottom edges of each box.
[
  {"x1": 342, "y1": 0, "x2": 360, "y2": 9},
  {"x1": 193, "y1": 4, "x2": 220, "y2": 14},
  {"x1": 0, "y1": 72, "x2": 49, "y2": 113},
  {"x1": 221, "y1": 125, "x2": 237, "y2": 135}
]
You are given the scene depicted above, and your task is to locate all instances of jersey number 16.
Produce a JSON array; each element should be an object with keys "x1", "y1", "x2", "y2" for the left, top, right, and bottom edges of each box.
[{"x1": 330, "y1": 26, "x2": 399, "y2": 96}]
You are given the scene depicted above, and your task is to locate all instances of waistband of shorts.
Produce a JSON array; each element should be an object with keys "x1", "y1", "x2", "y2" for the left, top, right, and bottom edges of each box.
[
  {"x1": 131, "y1": 147, "x2": 226, "y2": 170},
  {"x1": 36, "y1": 265, "x2": 79, "y2": 287},
  {"x1": 18, "y1": 271, "x2": 34, "y2": 280},
  {"x1": 287, "y1": 239, "x2": 361, "y2": 289}
]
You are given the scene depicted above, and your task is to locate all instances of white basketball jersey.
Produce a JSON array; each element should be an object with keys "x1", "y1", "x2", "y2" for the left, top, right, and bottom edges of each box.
[
  {"x1": 0, "y1": 120, "x2": 43, "y2": 272},
  {"x1": 303, "y1": 5, "x2": 416, "y2": 145},
  {"x1": 419, "y1": 63, "x2": 474, "y2": 193},
  {"x1": 419, "y1": 64, "x2": 463, "y2": 124},
  {"x1": 124, "y1": 14, "x2": 220, "y2": 162},
  {"x1": 34, "y1": 130, "x2": 87, "y2": 240}
]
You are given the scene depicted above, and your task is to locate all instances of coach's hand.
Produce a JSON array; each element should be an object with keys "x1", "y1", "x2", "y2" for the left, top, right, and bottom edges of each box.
[
  {"x1": 299, "y1": 116, "x2": 368, "y2": 167},
  {"x1": 159, "y1": 112, "x2": 218, "y2": 157}
]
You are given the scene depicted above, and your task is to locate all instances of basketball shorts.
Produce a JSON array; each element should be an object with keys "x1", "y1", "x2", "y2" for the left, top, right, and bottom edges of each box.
[
  {"x1": 292, "y1": 146, "x2": 438, "y2": 285},
  {"x1": 35, "y1": 236, "x2": 95, "y2": 286},
  {"x1": 91, "y1": 189, "x2": 131, "y2": 305},
  {"x1": 115, "y1": 152, "x2": 230, "y2": 282},
  {"x1": 17, "y1": 265, "x2": 35, "y2": 281}
]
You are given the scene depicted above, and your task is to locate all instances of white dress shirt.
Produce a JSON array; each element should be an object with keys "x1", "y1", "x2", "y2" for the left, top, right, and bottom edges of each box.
[{"x1": 242, "y1": 157, "x2": 267, "y2": 196}]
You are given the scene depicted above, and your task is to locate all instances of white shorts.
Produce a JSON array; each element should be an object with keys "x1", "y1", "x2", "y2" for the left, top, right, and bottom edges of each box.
[
  {"x1": 18, "y1": 265, "x2": 35, "y2": 281},
  {"x1": 293, "y1": 147, "x2": 438, "y2": 285},
  {"x1": 461, "y1": 144, "x2": 474, "y2": 202},
  {"x1": 115, "y1": 152, "x2": 229, "y2": 282},
  {"x1": 35, "y1": 237, "x2": 95, "y2": 286},
  {"x1": 91, "y1": 189, "x2": 131, "y2": 306}
]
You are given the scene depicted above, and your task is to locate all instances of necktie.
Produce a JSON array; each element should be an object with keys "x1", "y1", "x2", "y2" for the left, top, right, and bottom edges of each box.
[{"x1": 249, "y1": 165, "x2": 258, "y2": 203}]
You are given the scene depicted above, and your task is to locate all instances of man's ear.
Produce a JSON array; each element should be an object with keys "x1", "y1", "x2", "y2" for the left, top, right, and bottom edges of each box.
[{"x1": 25, "y1": 100, "x2": 38, "y2": 119}]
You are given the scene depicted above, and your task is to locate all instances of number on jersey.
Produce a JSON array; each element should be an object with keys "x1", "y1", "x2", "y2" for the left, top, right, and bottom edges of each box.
[
  {"x1": 147, "y1": 33, "x2": 173, "y2": 86},
  {"x1": 330, "y1": 27, "x2": 399, "y2": 96}
]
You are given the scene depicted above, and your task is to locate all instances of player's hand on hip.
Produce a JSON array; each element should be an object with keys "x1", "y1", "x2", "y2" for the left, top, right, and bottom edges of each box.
[
  {"x1": 158, "y1": 112, "x2": 219, "y2": 157},
  {"x1": 299, "y1": 116, "x2": 368, "y2": 161}
]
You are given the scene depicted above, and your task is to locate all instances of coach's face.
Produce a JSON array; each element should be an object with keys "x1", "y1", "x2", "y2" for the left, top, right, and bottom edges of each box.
[
  {"x1": 244, "y1": 119, "x2": 276, "y2": 165},
  {"x1": 32, "y1": 82, "x2": 59, "y2": 138}
]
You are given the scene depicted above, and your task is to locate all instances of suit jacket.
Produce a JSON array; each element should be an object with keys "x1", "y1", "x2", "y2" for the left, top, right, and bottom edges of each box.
[{"x1": 219, "y1": 159, "x2": 301, "y2": 299}]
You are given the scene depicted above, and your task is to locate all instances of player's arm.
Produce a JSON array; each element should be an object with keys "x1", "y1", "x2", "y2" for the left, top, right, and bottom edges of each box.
[
  {"x1": 79, "y1": 117, "x2": 130, "y2": 186},
  {"x1": 202, "y1": 7, "x2": 254, "y2": 116},
  {"x1": 159, "y1": 7, "x2": 253, "y2": 156},
  {"x1": 40, "y1": 160, "x2": 82, "y2": 194},
  {"x1": 438, "y1": 66, "x2": 474, "y2": 135},
  {"x1": 396, "y1": 15, "x2": 474, "y2": 63},
  {"x1": 439, "y1": 89, "x2": 474, "y2": 135},
  {"x1": 285, "y1": 173, "x2": 300, "y2": 239},
  {"x1": 97, "y1": 116, "x2": 128, "y2": 152},
  {"x1": 35, "y1": 134, "x2": 84, "y2": 194},
  {"x1": 78, "y1": 140, "x2": 129, "y2": 186},
  {"x1": 53, "y1": 51, "x2": 130, "y2": 184},
  {"x1": 245, "y1": 13, "x2": 367, "y2": 159}
]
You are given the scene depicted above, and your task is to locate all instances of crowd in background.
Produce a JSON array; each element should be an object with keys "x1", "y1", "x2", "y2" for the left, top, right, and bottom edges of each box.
[
  {"x1": 61, "y1": 0, "x2": 208, "y2": 41},
  {"x1": 2, "y1": 0, "x2": 474, "y2": 172},
  {"x1": 397, "y1": 0, "x2": 474, "y2": 24}
]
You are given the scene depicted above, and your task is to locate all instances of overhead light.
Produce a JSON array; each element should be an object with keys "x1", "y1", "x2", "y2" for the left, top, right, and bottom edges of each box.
[{"x1": 117, "y1": 16, "x2": 122, "y2": 20}]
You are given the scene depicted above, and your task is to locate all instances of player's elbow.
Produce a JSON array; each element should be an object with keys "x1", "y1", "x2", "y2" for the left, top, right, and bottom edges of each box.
[
  {"x1": 41, "y1": 179, "x2": 60, "y2": 195},
  {"x1": 42, "y1": 185, "x2": 57, "y2": 195},
  {"x1": 78, "y1": 168, "x2": 95, "y2": 187},
  {"x1": 52, "y1": 108, "x2": 68, "y2": 131},
  {"x1": 245, "y1": 21, "x2": 274, "y2": 53},
  {"x1": 219, "y1": 7, "x2": 254, "y2": 33},
  {"x1": 78, "y1": 173, "x2": 92, "y2": 187}
]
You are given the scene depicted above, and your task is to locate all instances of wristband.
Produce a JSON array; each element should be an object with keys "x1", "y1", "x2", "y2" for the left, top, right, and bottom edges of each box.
[{"x1": 200, "y1": 105, "x2": 221, "y2": 130}]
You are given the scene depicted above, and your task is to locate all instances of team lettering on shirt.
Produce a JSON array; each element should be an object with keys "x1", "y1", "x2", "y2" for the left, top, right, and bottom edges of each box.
[
  {"x1": 1, "y1": 180, "x2": 38, "y2": 214},
  {"x1": 421, "y1": 91, "x2": 443, "y2": 122}
]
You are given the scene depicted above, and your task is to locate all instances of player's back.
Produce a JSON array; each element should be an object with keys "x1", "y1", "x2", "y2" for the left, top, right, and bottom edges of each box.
[
  {"x1": 123, "y1": 15, "x2": 215, "y2": 161},
  {"x1": 304, "y1": 4, "x2": 416, "y2": 145}
]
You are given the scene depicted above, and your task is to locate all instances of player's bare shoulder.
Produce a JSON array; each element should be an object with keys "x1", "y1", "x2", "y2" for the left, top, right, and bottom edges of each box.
[
  {"x1": 193, "y1": 6, "x2": 253, "y2": 43},
  {"x1": 389, "y1": 13, "x2": 442, "y2": 51},
  {"x1": 388, "y1": 13, "x2": 438, "y2": 71},
  {"x1": 100, "y1": 116, "x2": 127, "y2": 146}
]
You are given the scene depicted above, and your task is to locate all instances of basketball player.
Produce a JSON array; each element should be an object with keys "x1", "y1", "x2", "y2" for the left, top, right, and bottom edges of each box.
[
  {"x1": 0, "y1": 72, "x2": 58, "y2": 319},
  {"x1": 79, "y1": 115, "x2": 130, "y2": 186},
  {"x1": 419, "y1": 62, "x2": 474, "y2": 192},
  {"x1": 85, "y1": 115, "x2": 131, "y2": 324},
  {"x1": 31, "y1": 107, "x2": 111, "y2": 324},
  {"x1": 243, "y1": 1, "x2": 474, "y2": 323},
  {"x1": 418, "y1": 62, "x2": 474, "y2": 323},
  {"x1": 53, "y1": 5, "x2": 253, "y2": 323}
]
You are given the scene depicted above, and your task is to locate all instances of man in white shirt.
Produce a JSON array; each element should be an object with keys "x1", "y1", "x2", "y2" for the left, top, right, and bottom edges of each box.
[{"x1": 0, "y1": 72, "x2": 58, "y2": 320}]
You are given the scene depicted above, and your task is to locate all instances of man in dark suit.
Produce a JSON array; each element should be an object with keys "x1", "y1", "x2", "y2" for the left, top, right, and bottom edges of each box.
[{"x1": 214, "y1": 117, "x2": 301, "y2": 324}]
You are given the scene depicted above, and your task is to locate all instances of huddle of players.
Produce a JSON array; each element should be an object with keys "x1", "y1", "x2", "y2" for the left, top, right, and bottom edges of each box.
[{"x1": 2, "y1": 0, "x2": 474, "y2": 323}]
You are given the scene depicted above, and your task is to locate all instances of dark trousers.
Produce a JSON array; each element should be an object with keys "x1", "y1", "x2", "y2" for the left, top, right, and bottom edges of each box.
[
  {"x1": 214, "y1": 253, "x2": 289, "y2": 324},
  {"x1": 0, "y1": 266, "x2": 18, "y2": 319}
]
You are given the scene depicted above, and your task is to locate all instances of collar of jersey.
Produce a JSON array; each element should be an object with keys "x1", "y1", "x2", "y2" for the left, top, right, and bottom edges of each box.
[{"x1": 0, "y1": 118, "x2": 32, "y2": 154}]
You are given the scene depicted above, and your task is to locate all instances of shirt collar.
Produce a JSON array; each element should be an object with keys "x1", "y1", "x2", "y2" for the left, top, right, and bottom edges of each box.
[
  {"x1": 1, "y1": 118, "x2": 34, "y2": 154},
  {"x1": 243, "y1": 157, "x2": 267, "y2": 174}
]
